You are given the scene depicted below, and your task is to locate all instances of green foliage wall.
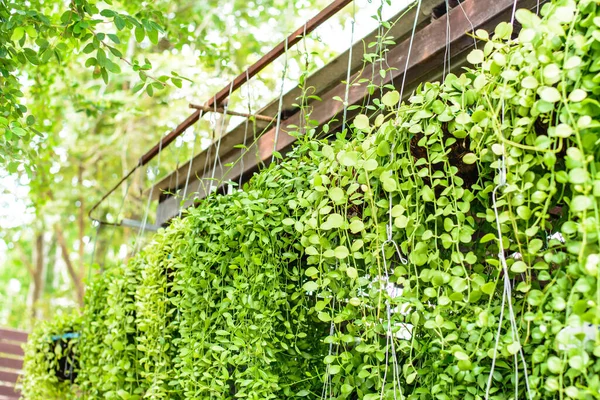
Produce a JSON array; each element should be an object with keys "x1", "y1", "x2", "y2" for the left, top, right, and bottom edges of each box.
[{"x1": 22, "y1": 0, "x2": 600, "y2": 398}]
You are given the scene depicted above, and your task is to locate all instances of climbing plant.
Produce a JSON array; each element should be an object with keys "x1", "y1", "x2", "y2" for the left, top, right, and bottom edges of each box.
[{"x1": 22, "y1": 0, "x2": 600, "y2": 398}]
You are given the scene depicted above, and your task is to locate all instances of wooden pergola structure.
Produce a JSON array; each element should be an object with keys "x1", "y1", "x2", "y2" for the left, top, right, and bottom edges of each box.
[
  {"x1": 0, "y1": 328, "x2": 27, "y2": 400},
  {"x1": 92, "y1": 0, "x2": 541, "y2": 226}
]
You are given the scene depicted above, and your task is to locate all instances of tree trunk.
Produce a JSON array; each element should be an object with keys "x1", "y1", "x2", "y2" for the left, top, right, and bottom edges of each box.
[
  {"x1": 55, "y1": 226, "x2": 84, "y2": 306},
  {"x1": 78, "y1": 162, "x2": 86, "y2": 276},
  {"x1": 30, "y1": 233, "x2": 44, "y2": 322}
]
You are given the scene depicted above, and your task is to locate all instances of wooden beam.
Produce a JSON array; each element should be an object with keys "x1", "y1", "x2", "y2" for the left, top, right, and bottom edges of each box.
[
  {"x1": 0, "y1": 358, "x2": 22, "y2": 371},
  {"x1": 0, "y1": 385, "x2": 18, "y2": 399},
  {"x1": 0, "y1": 330, "x2": 27, "y2": 343},
  {"x1": 0, "y1": 371, "x2": 19, "y2": 384},
  {"x1": 0, "y1": 343, "x2": 23, "y2": 357}
]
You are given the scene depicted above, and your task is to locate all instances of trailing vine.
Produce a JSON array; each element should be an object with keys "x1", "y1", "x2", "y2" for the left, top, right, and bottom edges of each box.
[{"x1": 21, "y1": 0, "x2": 600, "y2": 398}]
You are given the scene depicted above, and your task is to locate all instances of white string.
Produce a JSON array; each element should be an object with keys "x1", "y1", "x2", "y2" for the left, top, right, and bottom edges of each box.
[
  {"x1": 443, "y1": 0, "x2": 451, "y2": 79},
  {"x1": 395, "y1": 0, "x2": 421, "y2": 119},
  {"x1": 272, "y1": 37, "x2": 289, "y2": 163},
  {"x1": 133, "y1": 135, "x2": 164, "y2": 255},
  {"x1": 342, "y1": 3, "x2": 356, "y2": 131},
  {"x1": 386, "y1": 0, "x2": 421, "y2": 247},
  {"x1": 485, "y1": 101, "x2": 532, "y2": 400},
  {"x1": 210, "y1": 82, "x2": 234, "y2": 191},
  {"x1": 379, "y1": 239, "x2": 405, "y2": 399},
  {"x1": 377, "y1": 2, "x2": 420, "y2": 396},
  {"x1": 320, "y1": 298, "x2": 336, "y2": 400},
  {"x1": 179, "y1": 111, "x2": 204, "y2": 218},
  {"x1": 239, "y1": 70, "x2": 252, "y2": 187},
  {"x1": 454, "y1": 0, "x2": 477, "y2": 50},
  {"x1": 197, "y1": 104, "x2": 217, "y2": 198}
]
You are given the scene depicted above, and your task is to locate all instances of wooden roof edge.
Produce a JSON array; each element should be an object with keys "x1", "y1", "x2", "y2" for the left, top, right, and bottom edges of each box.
[
  {"x1": 148, "y1": 0, "x2": 441, "y2": 199},
  {"x1": 153, "y1": 0, "x2": 542, "y2": 225}
]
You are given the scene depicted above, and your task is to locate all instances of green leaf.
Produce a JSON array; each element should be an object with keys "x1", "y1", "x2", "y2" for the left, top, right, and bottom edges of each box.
[
  {"x1": 132, "y1": 82, "x2": 145, "y2": 93},
  {"x1": 329, "y1": 187, "x2": 345, "y2": 203},
  {"x1": 538, "y1": 87, "x2": 561, "y2": 103},
  {"x1": 339, "y1": 151, "x2": 360, "y2": 167},
  {"x1": 467, "y1": 49, "x2": 484, "y2": 64},
  {"x1": 521, "y1": 76, "x2": 538, "y2": 89},
  {"x1": 572, "y1": 195, "x2": 592, "y2": 212},
  {"x1": 11, "y1": 27, "x2": 25, "y2": 42},
  {"x1": 325, "y1": 213, "x2": 344, "y2": 229},
  {"x1": 105, "y1": 59, "x2": 121, "y2": 73},
  {"x1": 363, "y1": 159, "x2": 378, "y2": 171},
  {"x1": 107, "y1": 34, "x2": 120, "y2": 44},
  {"x1": 349, "y1": 220, "x2": 364, "y2": 234},
  {"x1": 507, "y1": 342, "x2": 521, "y2": 355},
  {"x1": 305, "y1": 267, "x2": 318, "y2": 277},
  {"x1": 481, "y1": 282, "x2": 496, "y2": 295},
  {"x1": 334, "y1": 246, "x2": 349, "y2": 259},
  {"x1": 346, "y1": 267, "x2": 358, "y2": 279},
  {"x1": 462, "y1": 153, "x2": 477, "y2": 164},
  {"x1": 569, "y1": 89, "x2": 587, "y2": 102},
  {"x1": 382, "y1": 90, "x2": 400, "y2": 107},
  {"x1": 148, "y1": 29, "x2": 158, "y2": 44},
  {"x1": 354, "y1": 114, "x2": 370, "y2": 131},
  {"x1": 135, "y1": 26, "x2": 145, "y2": 43},
  {"x1": 303, "y1": 281, "x2": 318, "y2": 292},
  {"x1": 511, "y1": 261, "x2": 527, "y2": 273}
]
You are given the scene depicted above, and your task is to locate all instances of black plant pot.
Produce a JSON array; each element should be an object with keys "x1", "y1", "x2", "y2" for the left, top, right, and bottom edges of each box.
[{"x1": 50, "y1": 332, "x2": 80, "y2": 382}]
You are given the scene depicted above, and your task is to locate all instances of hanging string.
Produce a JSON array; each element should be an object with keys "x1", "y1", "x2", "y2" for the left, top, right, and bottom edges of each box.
[
  {"x1": 378, "y1": 1, "x2": 422, "y2": 397},
  {"x1": 102, "y1": 172, "x2": 135, "y2": 268},
  {"x1": 396, "y1": 0, "x2": 421, "y2": 118},
  {"x1": 386, "y1": 0, "x2": 421, "y2": 248},
  {"x1": 272, "y1": 37, "x2": 289, "y2": 164},
  {"x1": 454, "y1": 0, "x2": 477, "y2": 50},
  {"x1": 485, "y1": 1, "x2": 533, "y2": 397},
  {"x1": 210, "y1": 82, "x2": 234, "y2": 190},
  {"x1": 298, "y1": 22, "x2": 309, "y2": 135},
  {"x1": 132, "y1": 134, "x2": 164, "y2": 256},
  {"x1": 485, "y1": 101, "x2": 532, "y2": 400},
  {"x1": 320, "y1": 297, "x2": 336, "y2": 400},
  {"x1": 380, "y1": 244, "x2": 404, "y2": 400},
  {"x1": 341, "y1": 2, "x2": 356, "y2": 131},
  {"x1": 442, "y1": 0, "x2": 451, "y2": 79},
  {"x1": 179, "y1": 112, "x2": 204, "y2": 218},
  {"x1": 197, "y1": 101, "x2": 218, "y2": 197},
  {"x1": 88, "y1": 222, "x2": 101, "y2": 278},
  {"x1": 239, "y1": 70, "x2": 252, "y2": 187}
]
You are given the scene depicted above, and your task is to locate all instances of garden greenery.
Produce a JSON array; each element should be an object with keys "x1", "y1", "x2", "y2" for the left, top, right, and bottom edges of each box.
[{"x1": 22, "y1": 0, "x2": 600, "y2": 398}]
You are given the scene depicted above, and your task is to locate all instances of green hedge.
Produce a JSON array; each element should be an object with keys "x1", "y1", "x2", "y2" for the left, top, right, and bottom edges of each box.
[{"x1": 22, "y1": 0, "x2": 600, "y2": 398}]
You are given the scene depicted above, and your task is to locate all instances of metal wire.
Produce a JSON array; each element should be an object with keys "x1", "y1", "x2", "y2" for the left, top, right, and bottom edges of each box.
[
  {"x1": 239, "y1": 70, "x2": 252, "y2": 187},
  {"x1": 210, "y1": 83, "x2": 234, "y2": 189},
  {"x1": 132, "y1": 135, "x2": 164, "y2": 256},
  {"x1": 341, "y1": 2, "x2": 356, "y2": 131},
  {"x1": 179, "y1": 111, "x2": 204, "y2": 218},
  {"x1": 272, "y1": 37, "x2": 289, "y2": 163}
]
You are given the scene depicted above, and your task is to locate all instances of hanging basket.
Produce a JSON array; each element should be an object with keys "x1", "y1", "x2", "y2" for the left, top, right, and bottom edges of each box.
[{"x1": 49, "y1": 332, "x2": 80, "y2": 383}]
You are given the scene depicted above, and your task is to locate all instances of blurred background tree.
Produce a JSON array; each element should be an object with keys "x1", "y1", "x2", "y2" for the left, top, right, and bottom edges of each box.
[{"x1": 0, "y1": 0, "x2": 345, "y2": 329}]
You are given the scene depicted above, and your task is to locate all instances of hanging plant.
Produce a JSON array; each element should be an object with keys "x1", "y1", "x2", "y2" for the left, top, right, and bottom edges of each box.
[
  {"x1": 21, "y1": 0, "x2": 600, "y2": 398},
  {"x1": 21, "y1": 313, "x2": 81, "y2": 400}
]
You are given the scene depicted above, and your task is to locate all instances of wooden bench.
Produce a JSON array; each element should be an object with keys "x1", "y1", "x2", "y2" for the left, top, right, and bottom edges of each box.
[{"x1": 0, "y1": 328, "x2": 27, "y2": 400}]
